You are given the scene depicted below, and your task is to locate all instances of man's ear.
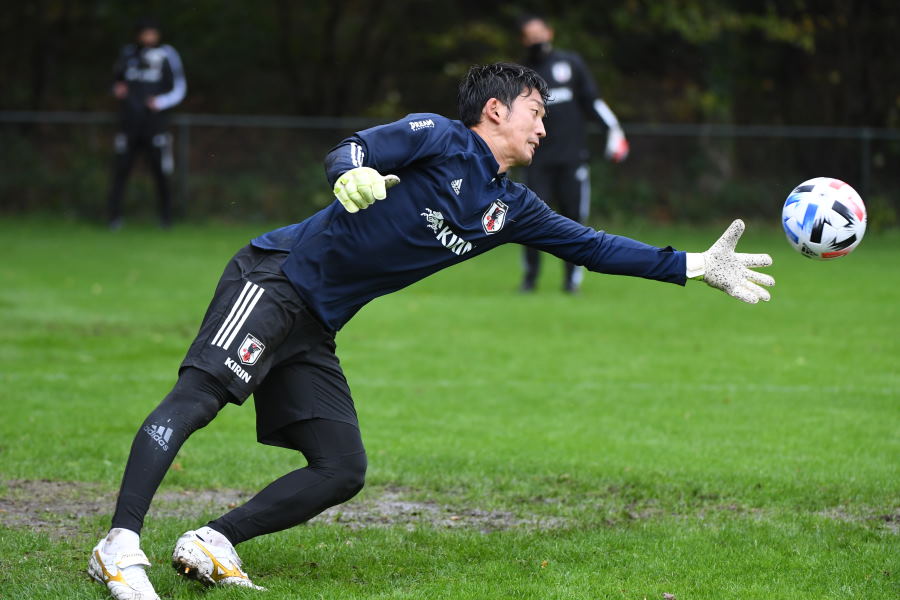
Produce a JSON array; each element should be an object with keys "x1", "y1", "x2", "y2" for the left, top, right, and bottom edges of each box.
[{"x1": 482, "y1": 98, "x2": 505, "y2": 125}]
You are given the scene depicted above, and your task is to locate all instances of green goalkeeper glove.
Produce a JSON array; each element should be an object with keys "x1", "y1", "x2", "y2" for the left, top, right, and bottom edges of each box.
[
  {"x1": 333, "y1": 167, "x2": 401, "y2": 213},
  {"x1": 686, "y1": 219, "x2": 775, "y2": 304}
]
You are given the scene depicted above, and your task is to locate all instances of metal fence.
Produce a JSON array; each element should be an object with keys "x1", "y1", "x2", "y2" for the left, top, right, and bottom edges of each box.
[{"x1": 2, "y1": 111, "x2": 898, "y2": 226}]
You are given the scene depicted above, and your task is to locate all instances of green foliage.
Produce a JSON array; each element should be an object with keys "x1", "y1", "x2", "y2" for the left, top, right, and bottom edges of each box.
[
  {"x1": 865, "y1": 193, "x2": 899, "y2": 231},
  {"x1": 614, "y1": 1, "x2": 816, "y2": 49},
  {"x1": 2, "y1": 1, "x2": 899, "y2": 128}
]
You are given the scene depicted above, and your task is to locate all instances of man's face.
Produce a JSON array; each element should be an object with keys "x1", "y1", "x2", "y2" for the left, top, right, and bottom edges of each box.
[
  {"x1": 137, "y1": 28, "x2": 160, "y2": 47},
  {"x1": 498, "y1": 88, "x2": 546, "y2": 167},
  {"x1": 521, "y1": 19, "x2": 553, "y2": 47}
]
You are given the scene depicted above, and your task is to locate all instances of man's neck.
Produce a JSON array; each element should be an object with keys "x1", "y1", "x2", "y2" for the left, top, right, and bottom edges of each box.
[{"x1": 470, "y1": 125, "x2": 509, "y2": 174}]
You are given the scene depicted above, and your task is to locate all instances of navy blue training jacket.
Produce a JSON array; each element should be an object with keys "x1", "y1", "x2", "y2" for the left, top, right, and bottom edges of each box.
[{"x1": 252, "y1": 113, "x2": 686, "y2": 331}]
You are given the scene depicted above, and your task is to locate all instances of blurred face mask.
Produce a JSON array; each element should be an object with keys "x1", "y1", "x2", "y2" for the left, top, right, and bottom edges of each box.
[{"x1": 526, "y1": 42, "x2": 551, "y2": 62}]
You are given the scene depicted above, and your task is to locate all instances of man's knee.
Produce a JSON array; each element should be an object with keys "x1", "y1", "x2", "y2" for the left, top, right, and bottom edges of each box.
[
  {"x1": 313, "y1": 451, "x2": 367, "y2": 503},
  {"x1": 156, "y1": 367, "x2": 232, "y2": 431},
  {"x1": 335, "y1": 451, "x2": 367, "y2": 501}
]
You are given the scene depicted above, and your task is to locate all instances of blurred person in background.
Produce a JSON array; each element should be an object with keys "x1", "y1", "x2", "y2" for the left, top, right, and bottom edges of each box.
[
  {"x1": 107, "y1": 17, "x2": 186, "y2": 230},
  {"x1": 518, "y1": 14, "x2": 630, "y2": 293}
]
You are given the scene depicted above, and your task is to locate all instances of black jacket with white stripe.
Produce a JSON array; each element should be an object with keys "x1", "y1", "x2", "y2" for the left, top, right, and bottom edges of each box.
[{"x1": 113, "y1": 43, "x2": 186, "y2": 131}]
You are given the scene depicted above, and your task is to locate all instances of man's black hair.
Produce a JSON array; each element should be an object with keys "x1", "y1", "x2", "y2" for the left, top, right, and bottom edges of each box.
[
  {"x1": 134, "y1": 16, "x2": 160, "y2": 34},
  {"x1": 457, "y1": 62, "x2": 550, "y2": 128}
]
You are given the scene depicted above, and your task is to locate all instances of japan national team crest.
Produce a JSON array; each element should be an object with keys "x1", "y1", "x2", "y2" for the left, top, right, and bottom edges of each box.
[
  {"x1": 481, "y1": 200, "x2": 508, "y2": 234},
  {"x1": 238, "y1": 334, "x2": 265, "y2": 366}
]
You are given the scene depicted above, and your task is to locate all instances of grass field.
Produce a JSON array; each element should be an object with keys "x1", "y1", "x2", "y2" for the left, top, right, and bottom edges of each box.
[{"x1": 0, "y1": 217, "x2": 897, "y2": 599}]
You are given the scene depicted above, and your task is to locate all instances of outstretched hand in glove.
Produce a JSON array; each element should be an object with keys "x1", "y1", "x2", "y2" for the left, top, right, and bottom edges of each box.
[{"x1": 686, "y1": 219, "x2": 775, "y2": 304}]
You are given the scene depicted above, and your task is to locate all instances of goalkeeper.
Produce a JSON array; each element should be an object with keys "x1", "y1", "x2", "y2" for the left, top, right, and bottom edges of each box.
[{"x1": 88, "y1": 62, "x2": 774, "y2": 600}]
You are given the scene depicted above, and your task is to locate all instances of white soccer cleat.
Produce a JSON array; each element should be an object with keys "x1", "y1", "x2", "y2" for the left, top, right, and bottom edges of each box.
[
  {"x1": 171, "y1": 527, "x2": 265, "y2": 590},
  {"x1": 88, "y1": 538, "x2": 160, "y2": 600}
]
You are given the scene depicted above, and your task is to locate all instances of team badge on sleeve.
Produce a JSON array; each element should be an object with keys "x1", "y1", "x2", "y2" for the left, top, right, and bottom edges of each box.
[
  {"x1": 481, "y1": 200, "x2": 508, "y2": 234},
  {"x1": 238, "y1": 334, "x2": 266, "y2": 365}
]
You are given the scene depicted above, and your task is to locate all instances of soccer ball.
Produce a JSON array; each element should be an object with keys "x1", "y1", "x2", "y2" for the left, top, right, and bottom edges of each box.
[{"x1": 781, "y1": 177, "x2": 867, "y2": 260}]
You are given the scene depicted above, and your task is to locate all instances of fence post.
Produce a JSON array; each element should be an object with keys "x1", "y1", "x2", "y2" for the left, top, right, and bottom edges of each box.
[
  {"x1": 178, "y1": 119, "x2": 190, "y2": 218},
  {"x1": 860, "y1": 127, "x2": 872, "y2": 199}
]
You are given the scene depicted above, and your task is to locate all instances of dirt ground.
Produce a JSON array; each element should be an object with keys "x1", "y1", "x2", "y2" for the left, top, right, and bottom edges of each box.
[
  {"x1": 0, "y1": 479, "x2": 567, "y2": 538},
  {"x1": 2, "y1": 479, "x2": 896, "y2": 540}
]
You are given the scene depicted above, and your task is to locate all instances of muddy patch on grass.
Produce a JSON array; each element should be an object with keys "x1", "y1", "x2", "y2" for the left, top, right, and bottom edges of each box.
[
  {"x1": 317, "y1": 488, "x2": 567, "y2": 533},
  {"x1": 817, "y1": 506, "x2": 900, "y2": 533},
  {"x1": 5, "y1": 479, "x2": 896, "y2": 539},
  {"x1": 0, "y1": 479, "x2": 254, "y2": 536},
  {"x1": 0, "y1": 479, "x2": 114, "y2": 537},
  {"x1": 0, "y1": 480, "x2": 565, "y2": 537}
]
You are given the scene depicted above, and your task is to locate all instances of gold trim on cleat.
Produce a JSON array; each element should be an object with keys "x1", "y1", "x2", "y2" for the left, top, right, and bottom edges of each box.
[
  {"x1": 193, "y1": 540, "x2": 247, "y2": 582},
  {"x1": 94, "y1": 550, "x2": 127, "y2": 584}
]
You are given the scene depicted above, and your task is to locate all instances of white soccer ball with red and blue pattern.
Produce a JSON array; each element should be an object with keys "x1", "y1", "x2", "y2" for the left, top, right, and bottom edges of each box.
[{"x1": 782, "y1": 177, "x2": 867, "y2": 260}]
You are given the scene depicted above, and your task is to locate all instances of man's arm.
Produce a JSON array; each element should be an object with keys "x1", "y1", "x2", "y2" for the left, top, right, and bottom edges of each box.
[
  {"x1": 509, "y1": 192, "x2": 685, "y2": 284},
  {"x1": 323, "y1": 114, "x2": 453, "y2": 212},
  {"x1": 324, "y1": 138, "x2": 371, "y2": 188},
  {"x1": 571, "y1": 53, "x2": 629, "y2": 162},
  {"x1": 508, "y1": 190, "x2": 774, "y2": 301},
  {"x1": 151, "y1": 45, "x2": 187, "y2": 111},
  {"x1": 324, "y1": 114, "x2": 453, "y2": 186},
  {"x1": 112, "y1": 45, "x2": 129, "y2": 99}
]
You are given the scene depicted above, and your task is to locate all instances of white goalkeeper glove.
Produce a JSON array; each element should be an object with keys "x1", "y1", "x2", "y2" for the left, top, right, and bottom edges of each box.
[
  {"x1": 686, "y1": 219, "x2": 775, "y2": 304},
  {"x1": 333, "y1": 166, "x2": 401, "y2": 213},
  {"x1": 605, "y1": 126, "x2": 629, "y2": 162}
]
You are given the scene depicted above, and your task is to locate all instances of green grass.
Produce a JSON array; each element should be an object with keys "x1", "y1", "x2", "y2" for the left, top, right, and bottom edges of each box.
[{"x1": 0, "y1": 217, "x2": 898, "y2": 599}]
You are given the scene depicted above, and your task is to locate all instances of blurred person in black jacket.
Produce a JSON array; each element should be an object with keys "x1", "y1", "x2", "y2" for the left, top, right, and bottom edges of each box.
[
  {"x1": 107, "y1": 18, "x2": 186, "y2": 229},
  {"x1": 519, "y1": 15, "x2": 629, "y2": 293}
]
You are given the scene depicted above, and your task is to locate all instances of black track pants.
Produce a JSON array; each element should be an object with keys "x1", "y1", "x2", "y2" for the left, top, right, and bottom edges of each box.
[
  {"x1": 522, "y1": 162, "x2": 590, "y2": 290},
  {"x1": 207, "y1": 418, "x2": 366, "y2": 545},
  {"x1": 110, "y1": 369, "x2": 365, "y2": 543}
]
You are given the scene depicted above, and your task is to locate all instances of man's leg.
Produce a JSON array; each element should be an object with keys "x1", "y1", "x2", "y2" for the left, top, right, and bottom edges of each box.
[
  {"x1": 107, "y1": 132, "x2": 137, "y2": 229},
  {"x1": 90, "y1": 244, "x2": 300, "y2": 599},
  {"x1": 557, "y1": 163, "x2": 591, "y2": 293},
  {"x1": 521, "y1": 163, "x2": 554, "y2": 291},
  {"x1": 211, "y1": 418, "x2": 366, "y2": 543},
  {"x1": 88, "y1": 367, "x2": 231, "y2": 600},
  {"x1": 111, "y1": 367, "x2": 232, "y2": 533},
  {"x1": 172, "y1": 418, "x2": 366, "y2": 588},
  {"x1": 173, "y1": 306, "x2": 363, "y2": 589}
]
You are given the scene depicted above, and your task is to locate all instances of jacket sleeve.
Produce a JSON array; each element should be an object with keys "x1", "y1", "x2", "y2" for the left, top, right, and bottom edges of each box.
[
  {"x1": 323, "y1": 114, "x2": 453, "y2": 186},
  {"x1": 153, "y1": 45, "x2": 187, "y2": 111},
  {"x1": 571, "y1": 53, "x2": 621, "y2": 131},
  {"x1": 507, "y1": 189, "x2": 686, "y2": 285}
]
